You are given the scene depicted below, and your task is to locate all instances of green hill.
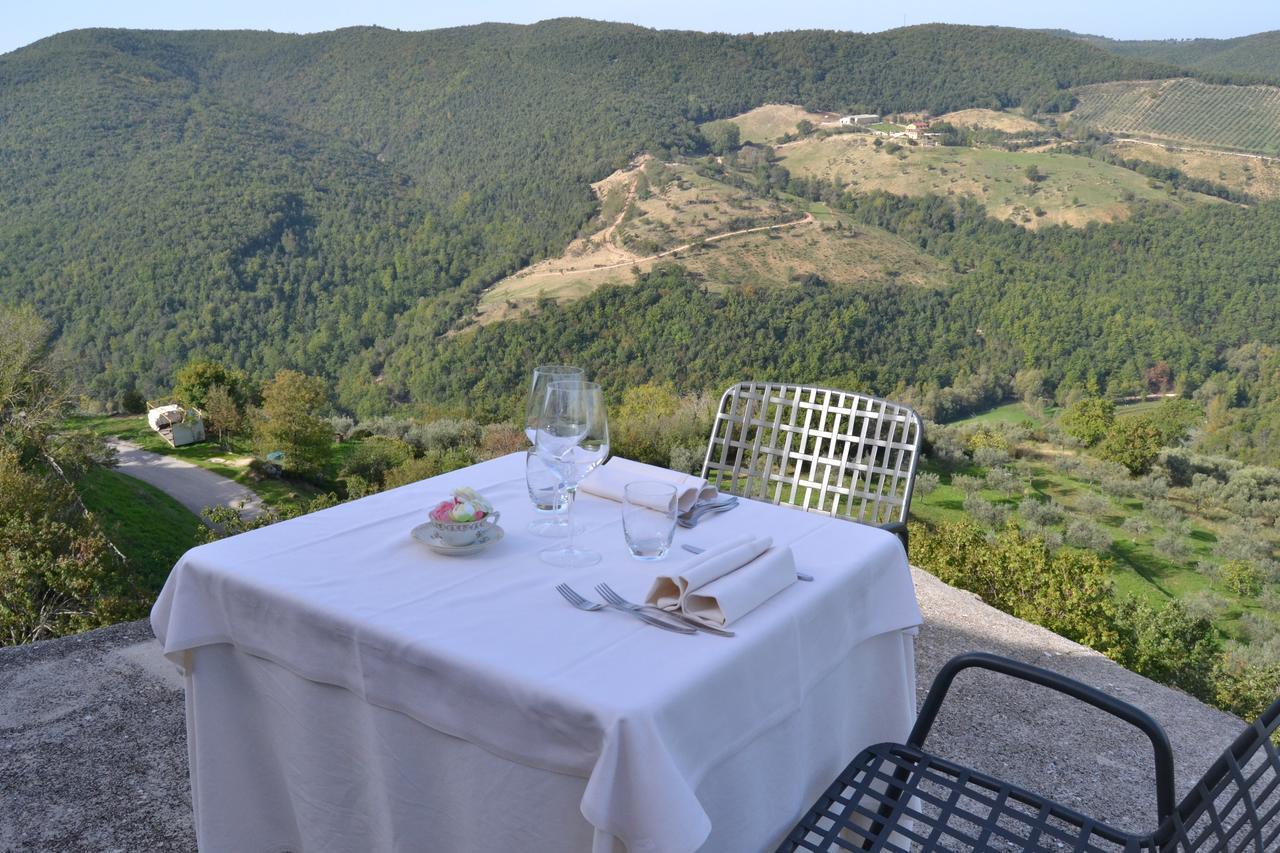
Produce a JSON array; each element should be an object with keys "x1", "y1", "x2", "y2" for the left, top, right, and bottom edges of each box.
[
  {"x1": 0, "y1": 21, "x2": 1179, "y2": 406},
  {"x1": 1058, "y1": 30, "x2": 1280, "y2": 83}
]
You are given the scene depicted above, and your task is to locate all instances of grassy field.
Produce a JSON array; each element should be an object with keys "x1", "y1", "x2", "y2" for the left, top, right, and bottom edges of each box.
[
  {"x1": 936, "y1": 109, "x2": 1045, "y2": 133},
  {"x1": 1071, "y1": 78, "x2": 1280, "y2": 155},
  {"x1": 79, "y1": 467, "x2": 203, "y2": 593},
  {"x1": 778, "y1": 134, "x2": 1220, "y2": 226},
  {"x1": 617, "y1": 166, "x2": 792, "y2": 255},
  {"x1": 476, "y1": 168, "x2": 946, "y2": 321},
  {"x1": 722, "y1": 104, "x2": 835, "y2": 144},
  {"x1": 71, "y1": 414, "x2": 326, "y2": 510},
  {"x1": 1103, "y1": 140, "x2": 1280, "y2": 200},
  {"x1": 952, "y1": 400, "x2": 1048, "y2": 426}
]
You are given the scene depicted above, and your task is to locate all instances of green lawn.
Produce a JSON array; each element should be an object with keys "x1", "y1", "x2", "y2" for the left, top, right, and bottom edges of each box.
[
  {"x1": 79, "y1": 467, "x2": 204, "y2": 593},
  {"x1": 952, "y1": 401, "x2": 1050, "y2": 427},
  {"x1": 70, "y1": 414, "x2": 326, "y2": 510}
]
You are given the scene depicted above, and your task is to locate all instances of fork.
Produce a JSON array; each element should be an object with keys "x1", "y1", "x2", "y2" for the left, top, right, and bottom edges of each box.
[
  {"x1": 681, "y1": 543, "x2": 814, "y2": 582},
  {"x1": 555, "y1": 583, "x2": 696, "y2": 634},
  {"x1": 595, "y1": 582, "x2": 735, "y2": 638}
]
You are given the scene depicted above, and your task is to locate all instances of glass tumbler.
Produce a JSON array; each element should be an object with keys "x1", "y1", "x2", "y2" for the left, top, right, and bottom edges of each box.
[
  {"x1": 622, "y1": 482, "x2": 678, "y2": 561},
  {"x1": 527, "y1": 449, "x2": 571, "y2": 537}
]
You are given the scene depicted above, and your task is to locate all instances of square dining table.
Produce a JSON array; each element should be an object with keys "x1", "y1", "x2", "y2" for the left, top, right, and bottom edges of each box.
[{"x1": 152, "y1": 451, "x2": 922, "y2": 853}]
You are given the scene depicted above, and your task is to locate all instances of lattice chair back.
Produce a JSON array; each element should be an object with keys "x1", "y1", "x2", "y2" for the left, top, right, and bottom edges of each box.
[
  {"x1": 1158, "y1": 694, "x2": 1280, "y2": 852},
  {"x1": 701, "y1": 383, "x2": 924, "y2": 527}
]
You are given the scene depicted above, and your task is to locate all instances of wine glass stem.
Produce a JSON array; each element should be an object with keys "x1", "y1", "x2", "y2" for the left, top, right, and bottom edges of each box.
[{"x1": 564, "y1": 486, "x2": 577, "y2": 552}]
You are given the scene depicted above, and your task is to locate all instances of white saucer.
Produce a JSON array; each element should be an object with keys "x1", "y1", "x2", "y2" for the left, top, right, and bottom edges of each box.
[{"x1": 410, "y1": 522, "x2": 504, "y2": 556}]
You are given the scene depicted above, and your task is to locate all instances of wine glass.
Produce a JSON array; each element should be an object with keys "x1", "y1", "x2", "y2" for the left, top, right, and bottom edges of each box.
[
  {"x1": 536, "y1": 380, "x2": 610, "y2": 567},
  {"x1": 525, "y1": 365, "x2": 584, "y2": 536},
  {"x1": 524, "y1": 365, "x2": 584, "y2": 445}
]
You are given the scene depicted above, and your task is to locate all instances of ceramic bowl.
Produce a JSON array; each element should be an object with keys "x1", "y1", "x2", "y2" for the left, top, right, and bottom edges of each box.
[{"x1": 429, "y1": 512, "x2": 501, "y2": 547}]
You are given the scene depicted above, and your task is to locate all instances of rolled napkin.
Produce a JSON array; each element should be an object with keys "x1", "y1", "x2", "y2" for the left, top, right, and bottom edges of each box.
[
  {"x1": 579, "y1": 457, "x2": 717, "y2": 513},
  {"x1": 646, "y1": 535, "x2": 797, "y2": 627}
]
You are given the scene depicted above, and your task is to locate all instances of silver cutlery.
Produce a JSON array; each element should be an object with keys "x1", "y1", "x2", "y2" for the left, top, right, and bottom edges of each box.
[
  {"x1": 676, "y1": 497, "x2": 739, "y2": 528},
  {"x1": 594, "y1": 582, "x2": 735, "y2": 638},
  {"x1": 681, "y1": 543, "x2": 814, "y2": 582},
  {"x1": 555, "y1": 583, "x2": 696, "y2": 634}
]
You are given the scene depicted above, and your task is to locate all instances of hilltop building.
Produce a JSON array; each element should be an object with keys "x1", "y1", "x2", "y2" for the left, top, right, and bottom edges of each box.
[{"x1": 839, "y1": 113, "x2": 880, "y2": 126}]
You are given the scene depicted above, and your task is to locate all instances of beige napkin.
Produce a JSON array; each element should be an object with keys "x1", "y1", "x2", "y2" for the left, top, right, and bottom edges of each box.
[
  {"x1": 579, "y1": 457, "x2": 717, "y2": 513},
  {"x1": 646, "y1": 535, "x2": 797, "y2": 627}
]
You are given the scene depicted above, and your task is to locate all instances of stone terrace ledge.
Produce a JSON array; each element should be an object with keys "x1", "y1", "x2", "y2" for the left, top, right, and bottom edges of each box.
[{"x1": 0, "y1": 568, "x2": 1244, "y2": 852}]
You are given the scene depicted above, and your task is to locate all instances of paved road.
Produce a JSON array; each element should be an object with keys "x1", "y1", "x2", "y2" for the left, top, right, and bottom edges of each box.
[{"x1": 108, "y1": 438, "x2": 264, "y2": 521}]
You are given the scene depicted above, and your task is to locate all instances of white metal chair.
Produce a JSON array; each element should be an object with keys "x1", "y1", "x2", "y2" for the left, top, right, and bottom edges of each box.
[{"x1": 700, "y1": 382, "x2": 924, "y2": 549}]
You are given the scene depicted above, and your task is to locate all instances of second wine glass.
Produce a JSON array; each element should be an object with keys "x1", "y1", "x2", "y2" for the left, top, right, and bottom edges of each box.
[
  {"x1": 524, "y1": 364, "x2": 584, "y2": 536},
  {"x1": 536, "y1": 380, "x2": 609, "y2": 567}
]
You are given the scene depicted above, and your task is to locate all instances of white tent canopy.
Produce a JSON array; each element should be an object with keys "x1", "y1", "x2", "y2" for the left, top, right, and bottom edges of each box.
[{"x1": 147, "y1": 404, "x2": 206, "y2": 447}]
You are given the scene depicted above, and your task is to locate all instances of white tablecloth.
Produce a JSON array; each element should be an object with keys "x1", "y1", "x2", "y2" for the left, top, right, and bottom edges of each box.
[{"x1": 153, "y1": 452, "x2": 923, "y2": 853}]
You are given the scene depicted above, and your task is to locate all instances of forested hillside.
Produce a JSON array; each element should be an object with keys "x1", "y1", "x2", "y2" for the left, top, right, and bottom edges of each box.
[
  {"x1": 365, "y1": 196, "x2": 1280, "y2": 422},
  {"x1": 1058, "y1": 30, "x2": 1280, "y2": 82},
  {"x1": 0, "y1": 21, "x2": 1180, "y2": 402}
]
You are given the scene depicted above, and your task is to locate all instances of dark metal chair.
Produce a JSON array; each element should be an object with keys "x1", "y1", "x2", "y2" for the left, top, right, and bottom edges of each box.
[
  {"x1": 700, "y1": 383, "x2": 923, "y2": 550},
  {"x1": 777, "y1": 653, "x2": 1280, "y2": 852}
]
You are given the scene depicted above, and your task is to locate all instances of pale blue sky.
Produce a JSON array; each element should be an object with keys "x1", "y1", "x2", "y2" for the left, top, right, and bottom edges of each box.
[{"x1": 4, "y1": 0, "x2": 1277, "y2": 56}]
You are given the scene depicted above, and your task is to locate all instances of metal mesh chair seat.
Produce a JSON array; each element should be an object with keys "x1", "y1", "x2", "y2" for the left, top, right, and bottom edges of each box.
[
  {"x1": 701, "y1": 383, "x2": 923, "y2": 546},
  {"x1": 778, "y1": 653, "x2": 1280, "y2": 853},
  {"x1": 781, "y1": 741, "x2": 1146, "y2": 853}
]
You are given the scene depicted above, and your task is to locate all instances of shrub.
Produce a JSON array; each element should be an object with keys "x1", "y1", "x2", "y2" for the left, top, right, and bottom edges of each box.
[
  {"x1": 1110, "y1": 597, "x2": 1218, "y2": 699},
  {"x1": 327, "y1": 415, "x2": 356, "y2": 441},
  {"x1": 1059, "y1": 397, "x2": 1115, "y2": 447},
  {"x1": 1213, "y1": 647, "x2": 1280, "y2": 720},
  {"x1": 913, "y1": 471, "x2": 940, "y2": 497},
  {"x1": 1074, "y1": 492, "x2": 1113, "y2": 516},
  {"x1": 1147, "y1": 500, "x2": 1183, "y2": 525},
  {"x1": 610, "y1": 384, "x2": 713, "y2": 467},
  {"x1": 359, "y1": 416, "x2": 414, "y2": 441},
  {"x1": 340, "y1": 437, "x2": 414, "y2": 487},
  {"x1": 951, "y1": 474, "x2": 985, "y2": 495},
  {"x1": 1120, "y1": 515, "x2": 1152, "y2": 538},
  {"x1": 963, "y1": 494, "x2": 1010, "y2": 529},
  {"x1": 1220, "y1": 560, "x2": 1264, "y2": 597},
  {"x1": 1097, "y1": 416, "x2": 1164, "y2": 474},
  {"x1": 1064, "y1": 517, "x2": 1112, "y2": 552},
  {"x1": 965, "y1": 427, "x2": 1008, "y2": 453},
  {"x1": 0, "y1": 450, "x2": 134, "y2": 644},
  {"x1": 120, "y1": 387, "x2": 147, "y2": 414},
  {"x1": 983, "y1": 465, "x2": 1021, "y2": 495},
  {"x1": 924, "y1": 423, "x2": 967, "y2": 467},
  {"x1": 407, "y1": 418, "x2": 482, "y2": 453},
  {"x1": 910, "y1": 520, "x2": 1118, "y2": 650},
  {"x1": 972, "y1": 446, "x2": 1011, "y2": 468},
  {"x1": 479, "y1": 424, "x2": 525, "y2": 459},
  {"x1": 253, "y1": 370, "x2": 332, "y2": 476},
  {"x1": 1132, "y1": 474, "x2": 1169, "y2": 501},
  {"x1": 668, "y1": 444, "x2": 703, "y2": 475},
  {"x1": 1099, "y1": 475, "x2": 1135, "y2": 499},
  {"x1": 1154, "y1": 532, "x2": 1191, "y2": 562},
  {"x1": 1150, "y1": 398, "x2": 1202, "y2": 445},
  {"x1": 1183, "y1": 589, "x2": 1231, "y2": 622},
  {"x1": 383, "y1": 448, "x2": 476, "y2": 490},
  {"x1": 1019, "y1": 498, "x2": 1063, "y2": 527},
  {"x1": 1019, "y1": 517, "x2": 1064, "y2": 548},
  {"x1": 200, "y1": 493, "x2": 340, "y2": 541}
]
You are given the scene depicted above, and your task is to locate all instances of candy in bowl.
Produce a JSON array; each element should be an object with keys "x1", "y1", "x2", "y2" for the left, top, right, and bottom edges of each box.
[{"x1": 427, "y1": 487, "x2": 500, "y2": 547}]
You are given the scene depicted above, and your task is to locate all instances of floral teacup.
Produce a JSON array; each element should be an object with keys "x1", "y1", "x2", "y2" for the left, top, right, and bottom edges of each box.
[{"x1": 428, "y1": 513, "x2": 501, "y2": 547}]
